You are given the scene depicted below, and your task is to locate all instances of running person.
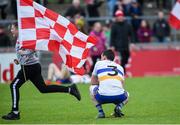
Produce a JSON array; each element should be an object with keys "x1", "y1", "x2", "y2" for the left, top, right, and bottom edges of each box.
[
  {"x1": 90, "y1": 49, "x2": 129, "y2": 118},
  {"x1": 2, "y1": 23, "x2": 81, "y2": 120}
]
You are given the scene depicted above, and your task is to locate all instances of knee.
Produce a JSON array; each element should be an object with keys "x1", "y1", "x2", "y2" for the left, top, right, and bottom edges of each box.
[
  {"x1": 49, "y1": 63, "x2": 55, "y2": 69},
  {"x1": 89, "y1": 85, "x2": 98, "y2": 96},
  {"x1": 10, "y1": 79, "x2": 20, "y2": 89},
  {"x1": 37, "y1": 85, "x2": 47, "y2": 93}
]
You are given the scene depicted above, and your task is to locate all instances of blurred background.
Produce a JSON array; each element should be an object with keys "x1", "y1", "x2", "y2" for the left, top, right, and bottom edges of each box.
[{"x1": 0, "y1": 0, "x2": 180, "y2": 83}]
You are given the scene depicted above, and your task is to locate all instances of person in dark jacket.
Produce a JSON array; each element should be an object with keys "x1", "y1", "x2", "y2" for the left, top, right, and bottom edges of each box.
[
  {"x1": 86, "y1": 0, "x2": 104, "y2": 26},
  {"x1": 64, "y1": 0, "x2": 86, "y2": 19},
  {"x1": 153, "y1": 11, "x2": 170, "y2": 43},
  {"x1": 0, "y1": 25, "x2": 11, "y2": 47},
  {"x1": 110, "y1": 10, "x2": 134, "y2": 74},
  {"x1": 11, "y1": 0, "x2": 17, "y2": 19},
  {"x1": 156, "y1": 0, "x2": 167, "y2": 9},
  {"x1": 0, "y1": 0, "x2": 8, "y2": 19},
  {"x1": 130, "y1": 0, "x2": 143, "y2": 43}
]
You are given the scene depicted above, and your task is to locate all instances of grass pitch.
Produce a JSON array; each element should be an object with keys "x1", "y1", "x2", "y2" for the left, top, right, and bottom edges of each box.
[{"x1": 0, "y1": 76, "x2": 180, "y2": 124}]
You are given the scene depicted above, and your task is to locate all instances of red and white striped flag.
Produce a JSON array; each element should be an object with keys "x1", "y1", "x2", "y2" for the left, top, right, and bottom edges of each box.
[
  {"x1": 169, "y1": 0, "x2": 180, "y2": 29},
  {"x1": 17, "y1": 0, "x2": 97, "y2": 75}
]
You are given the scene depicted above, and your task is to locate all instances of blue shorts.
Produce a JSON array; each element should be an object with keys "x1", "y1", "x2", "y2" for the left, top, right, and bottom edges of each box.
[{"x1": 94, "y1": 87, "x2": 128, "y2": 104}]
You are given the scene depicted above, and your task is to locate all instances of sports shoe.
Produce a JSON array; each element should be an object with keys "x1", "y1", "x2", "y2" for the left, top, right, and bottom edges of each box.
[
  {"x1": 2, "y1": 112, "x2": 20, "y2": 120},
  {"x1": 69, "y1": 84, "x2": 81, "y2": 101},
  {"x1": 112, "y1": 107, "x2": 124, "y2": 117},
  {"x1": 96, "y1": 113, "x2": 105, "y2": 118}
]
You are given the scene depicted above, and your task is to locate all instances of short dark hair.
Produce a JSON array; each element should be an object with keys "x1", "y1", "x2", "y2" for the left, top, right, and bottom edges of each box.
[{"x1": 102, "y1": 49, "x2": 115, "y2": 61}]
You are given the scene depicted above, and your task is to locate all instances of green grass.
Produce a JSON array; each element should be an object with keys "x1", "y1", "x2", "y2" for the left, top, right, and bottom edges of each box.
[{"x1": 1, "y1": 76, "x2": 180, "y2": 124}]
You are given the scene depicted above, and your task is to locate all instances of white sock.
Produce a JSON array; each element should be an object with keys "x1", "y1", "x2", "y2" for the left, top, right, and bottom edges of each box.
[{"x1": 13, "y1": 111, "x2": 19, "y2": 114}]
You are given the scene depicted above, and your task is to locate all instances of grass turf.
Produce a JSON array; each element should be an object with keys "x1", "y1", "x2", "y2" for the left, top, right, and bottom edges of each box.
[{"x1": 0, "y1": 76, "x2": 180, "y2": 124}]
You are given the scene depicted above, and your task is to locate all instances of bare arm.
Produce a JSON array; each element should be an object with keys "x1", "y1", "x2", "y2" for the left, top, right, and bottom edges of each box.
[
  {"x1": 121, "y1": 80, "x2": 125, "y2": 89},
  {"x1": 91, "y1": 75, "x2": 99, "y2": 85}
]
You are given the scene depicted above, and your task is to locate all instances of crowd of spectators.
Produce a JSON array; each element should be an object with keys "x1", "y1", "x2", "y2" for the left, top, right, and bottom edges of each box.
[
  {"x1": 62, "y1": 0, "x2": 171, "y2": 44},
  {"x1": 54, "y1": 0, "x2": 171, "y2": 44}
]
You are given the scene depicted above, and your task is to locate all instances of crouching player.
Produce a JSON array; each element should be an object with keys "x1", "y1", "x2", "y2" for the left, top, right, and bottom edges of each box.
[{"x1": 89, "y1": 49, "x2": 129, "y2": 118}]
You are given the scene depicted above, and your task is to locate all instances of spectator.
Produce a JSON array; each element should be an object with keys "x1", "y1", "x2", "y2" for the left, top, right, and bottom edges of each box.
[
  {"x1": 58, "y1": 0, "x2": 64, "y2": 4},
  {"x1": 113, "y1": 0, "x2": 123, "y2": 16},
  {"x1": 102, "y1": 21, "x2": 111, "y2": 48},
  {"x1": 153, "y1": 11, "x2": 170, "y2": 43},
  {"x1": 85, "y1": 0, "x2": 104, "y2": 27},
  {"x1": 0, "y1": 0, "x2": 8, "y2": 19},
  {"x1": 74, "y1": 15, "x2": 86, "y2": 33},
  {"x1": 0, "y1": 25, "x2": 11, "y2": 47},
  {"x1": 107, "y1": 0, "x2": 117, "y2": 17},
  {"x1": 46, "y1": 52, "x2": 71, "y2": 85},
  {"x1": 113, "y1": 0, "x2": 132, "y2": 16},
  {"x1": 11, "y1": 0, "x2": 17, "y2": 19},
  {"x1": 110, "y1": 10, "x2": 134, "y2": 74},
  {"x1": 46, "y1": 63, "x2": 71, "y2": 85},
  {"x1": 130, "y1": 0, "x2": 143, "y2": 42},
  {"x1": 137, "y1": 0, "x2": 143, "y2": 8},
  {"x1": 137, "y1": 20, "x2": 152, "y2": 43},
  {"x1": 64, "y1": 0, "x2": 86, "y2": 19},
  {"x1": 156, "y1": 0, "x2": 166, "y2": 9},
  {"x1": 90, "y1": 22, "x2": 107, "y2": 72},
  {"x1": 35, "y1": 0, "x2": 48, "y2": 6},
  {"x1": 49, "y1": 52, "x2": 75, "y2": 85}
]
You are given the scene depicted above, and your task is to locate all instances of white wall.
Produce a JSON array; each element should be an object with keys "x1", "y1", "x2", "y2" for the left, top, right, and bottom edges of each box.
[{"x1": 0, "y1": 53, "x2": 20, "y2": 83}]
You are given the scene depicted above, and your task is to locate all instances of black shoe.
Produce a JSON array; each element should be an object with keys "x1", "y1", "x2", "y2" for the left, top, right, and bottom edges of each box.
[
  {"x1": 2, "y1": 112, "x2": 20, "y2": 120},
  {"x1": 112, "y1": 107, "x2": 124, "y2": 117},
  {"x1": 96, "y1": 113, "x2": 105, "y2": 118},
  {"x1": 69, "y1": 84, "x2": 81, "y2": 101}
]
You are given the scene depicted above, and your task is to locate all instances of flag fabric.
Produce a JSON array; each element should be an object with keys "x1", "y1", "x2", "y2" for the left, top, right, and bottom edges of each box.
[
  {"x1": 169, "y1": 0, "x2": 180, "y2": 29},
  {"x1": 17, "y1": 0, "x2": 97, "y2": 75}
]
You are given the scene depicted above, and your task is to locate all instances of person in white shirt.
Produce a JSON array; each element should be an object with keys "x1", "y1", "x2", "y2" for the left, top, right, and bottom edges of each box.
[{"x1": 90, "y1": 49, "x2": 129, "y2": 118}]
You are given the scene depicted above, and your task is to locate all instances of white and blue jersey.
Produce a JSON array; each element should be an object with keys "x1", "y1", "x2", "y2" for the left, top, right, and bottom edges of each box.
[
  {"x1": 91, "y1": 60, "x2": 128, "y2": 104},
  {"x1": 92, "y1": 60, "x2": 125, "y2": 96}
]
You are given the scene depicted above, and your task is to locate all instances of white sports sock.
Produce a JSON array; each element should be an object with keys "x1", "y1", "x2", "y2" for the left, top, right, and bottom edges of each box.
[{"x1": 13, "y1": 111, "x2": 19, "y2": 114}]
